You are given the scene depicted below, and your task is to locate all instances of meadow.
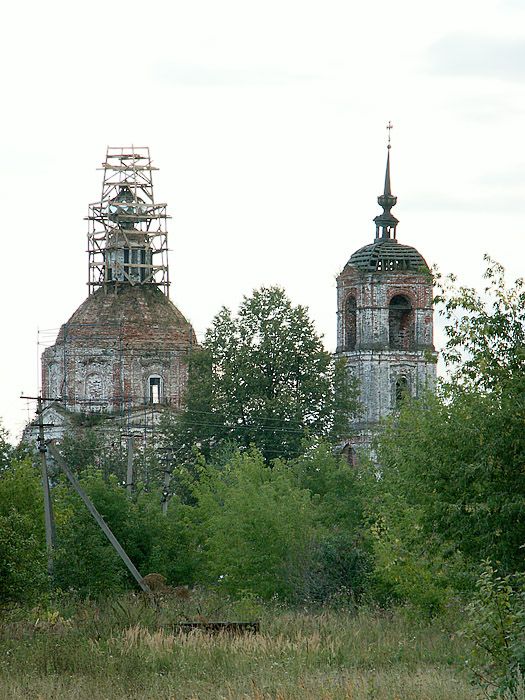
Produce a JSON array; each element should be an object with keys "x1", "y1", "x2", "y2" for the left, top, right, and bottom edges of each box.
[{"x1": 0, "y1": 591, "x2": 481, "y2": 700}]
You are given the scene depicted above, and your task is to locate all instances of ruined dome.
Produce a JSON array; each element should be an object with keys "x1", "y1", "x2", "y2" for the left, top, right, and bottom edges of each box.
[
  {"x1": 345, "y1": 239, "x2": 429, "y2": 274},
  {"x1": 41, "y1": 147, "x2": 197, "y2": 416},
  {"x1": 55, "y1": 284, "x2": 196, "y2": 350}
]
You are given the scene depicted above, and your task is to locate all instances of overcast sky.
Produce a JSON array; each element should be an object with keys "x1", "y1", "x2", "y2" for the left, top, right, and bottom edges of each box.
[{"x1": 1, "y1": 0, "x2": 524, "y2": 439}]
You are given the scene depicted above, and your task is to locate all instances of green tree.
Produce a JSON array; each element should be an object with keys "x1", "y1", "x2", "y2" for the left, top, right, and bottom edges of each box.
[
  {"x1": 60, "y1": 427, "x2": 101, "y2": 473},
  {"x1": 286, "y1": 442, "x2": 371, "y2": 601},
  {"x1": 165, "y1": 287, "x2": 359, "y2": 462},
  {"x1": 53, "y1": 470, "x2": 168, "y2": 595},
  {"x1": 0, "y1": 420, "x2": 13, "y2": 472},
  {"x1": 193, "y1": 448, "x2": 316, "y2": 599},
  {"x1": 437, "y1": 255, "x2": 525, "y2": 391},
  {"x1": 364, "y1": 259, "x2": 525, "y2": 610},
  {"x1": 0, "y1": 460, "x2": 47, "y2": 604},
  {"x1": 59, "y1": 425, "x2": 166, "y2": 493}
]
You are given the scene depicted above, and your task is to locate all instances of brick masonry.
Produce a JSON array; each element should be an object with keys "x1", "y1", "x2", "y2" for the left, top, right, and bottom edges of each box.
[
  {"x1": 336, "y1": 259, "x2": 437, "y2": 449},
  {"x1": 42, "y1": 284, "x2": 197, "y2": 414}
]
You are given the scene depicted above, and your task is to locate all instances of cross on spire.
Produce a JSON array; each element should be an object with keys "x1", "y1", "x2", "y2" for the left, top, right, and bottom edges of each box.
[{"x1": 386, "y1": 121, "x2": 393, "y2": 149}]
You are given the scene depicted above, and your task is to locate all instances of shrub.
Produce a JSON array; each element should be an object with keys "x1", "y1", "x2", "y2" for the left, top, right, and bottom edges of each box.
[
  {"x1": 465, "y1": 563, "x2": 525, "y2": 698},
  {"x1": 0, "y1": 460, "x2": 46, "y2": 604},
  {"x1": 194, "y1": 448, "x2": 315, "y2": 599}
]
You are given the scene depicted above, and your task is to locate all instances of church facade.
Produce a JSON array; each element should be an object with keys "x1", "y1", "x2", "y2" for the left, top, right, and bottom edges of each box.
[
  {"x1": 35, "y1": 142, "x2": 436, "y2": 450},
  {"x1": 39, "y1": 147, "x2": 196, "y2": 440},
  {"x1": 336, "y1": 146, "x2": 437, "y2": 452}
]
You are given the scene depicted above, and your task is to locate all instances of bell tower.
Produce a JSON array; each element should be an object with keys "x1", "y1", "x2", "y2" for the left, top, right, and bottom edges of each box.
[{"x1": 336, "y1": 129, "x2": 437, "y2": 451}]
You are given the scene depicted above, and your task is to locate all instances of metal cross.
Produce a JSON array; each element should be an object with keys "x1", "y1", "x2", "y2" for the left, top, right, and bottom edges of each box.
[{"x1": 386, "y1": 121, "x2": 393, "y2": 148}]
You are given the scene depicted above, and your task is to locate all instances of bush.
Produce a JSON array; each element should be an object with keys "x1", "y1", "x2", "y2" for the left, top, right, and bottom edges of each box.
[
  {"x1": 53, "y1": 471, "x2": 132, "y2": 595},
  {"x1": 286, "y1": 443, "x2": 371, "y2": 603},
  {"x1": 0, "y1": 460, "x2": 47, "y2": 605},
  {"x1": 194, "y1": 448, "x2": 316, "y2": 599},
  {"x1": 465, "y1": 563, "x2": 525, "y2": 698}
]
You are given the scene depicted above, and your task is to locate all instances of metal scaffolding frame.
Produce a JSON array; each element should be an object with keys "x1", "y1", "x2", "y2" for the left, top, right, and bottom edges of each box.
[{"x1": 87, "y1": 146, "x2": 170, "y2": 296}]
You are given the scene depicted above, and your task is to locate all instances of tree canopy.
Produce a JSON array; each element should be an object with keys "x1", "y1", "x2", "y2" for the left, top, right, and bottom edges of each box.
[
  {"x1": 165, "y1": 286, "x2": 359, "y2": 462},
  {"x1": 363, "y1": 259, "x2": 525, "y2": 610},
  {"x1": 0, "y1": 421, "x2": 13, "y2": 472},
  {"x1": 437, "y1": 255, "x2": 525, "y2": 391}
]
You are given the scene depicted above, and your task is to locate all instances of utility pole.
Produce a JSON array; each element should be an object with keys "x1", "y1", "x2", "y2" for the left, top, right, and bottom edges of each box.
[
  {"x1": 21, "y1": 394, "x2": 57, "y2": 581},
  {"x1": 162, "y1": 467, "x2": 170, "y2": 516},
  {"x1": 158, "y1": 446, "x2": 173, "y2": 516},
  {"x1": 126, "y1": 434, "x2": 134, "y2": 497},
  {"x1": 47, "y1": 443, "x2": 151, "y2": 594}
]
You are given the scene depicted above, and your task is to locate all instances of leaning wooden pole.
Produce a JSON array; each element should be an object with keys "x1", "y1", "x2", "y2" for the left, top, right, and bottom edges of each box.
[
  {"x1": 47, "y1": 442, "x2": 151, "y2": 594},
  {"x1": 21, "y1": 394, "x2": 56, "y2": 581}
]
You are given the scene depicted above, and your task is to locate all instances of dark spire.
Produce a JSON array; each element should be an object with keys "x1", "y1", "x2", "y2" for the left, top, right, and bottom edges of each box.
[
  {"x1": 374, "y1": 122, "x2": 398, "y2": 240},
  {"x1": 383, "y1": 148, "x2": 392, "y2": 195}
]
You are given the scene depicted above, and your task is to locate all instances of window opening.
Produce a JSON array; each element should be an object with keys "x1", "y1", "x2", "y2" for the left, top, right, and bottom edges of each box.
[
  {"x1": 395, "y1": 376, "x2": 409, "y2": 407},
  {"x1": 140, "y1": 248, "x2": 146, "y2": 281},
  {"x1": 345, "y1": 296, "x2": 357, "y2": 350},
  {"x1": 149, "y1": 376, "x2": 161, "y2": 404},
  {"x1": 389, "y1": 295, "x2": 414, "y2": 349}
]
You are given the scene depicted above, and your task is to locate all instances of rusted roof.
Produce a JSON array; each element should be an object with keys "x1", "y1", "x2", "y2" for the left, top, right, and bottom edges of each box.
[
  {"x1": 55, "y1": 284, "x2": 197, "y2": 349},
  {"x1": 346, "y1": 239, "x2": 429, "y2": 273}
]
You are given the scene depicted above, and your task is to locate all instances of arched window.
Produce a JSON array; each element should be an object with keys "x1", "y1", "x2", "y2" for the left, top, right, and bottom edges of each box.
[
  {"x1": 345, "y1": 296, "x2": 357, "y2": 350},
  {"x1": 395, "y1": 375, "x2": 409, "y2": 407},
  {"x1": 389, "y1": 295, "x2": 414, "y2": 350},
  {"x1": 148, "y1": 375, "x2": 162, "y2": 404}
]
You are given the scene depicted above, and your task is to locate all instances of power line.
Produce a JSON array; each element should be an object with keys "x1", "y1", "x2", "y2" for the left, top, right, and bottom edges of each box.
[
  {"x1": 39, "y1": 409, "x2": 320, "y2": 436},
  {"x1": 43, "y1": 441, "x2": 307, "y2": 461}
]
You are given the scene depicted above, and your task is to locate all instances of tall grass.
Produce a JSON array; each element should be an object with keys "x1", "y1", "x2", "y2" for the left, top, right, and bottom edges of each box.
[{"x1": 0, "y1": 591, "x2": 481, "y2": 699}]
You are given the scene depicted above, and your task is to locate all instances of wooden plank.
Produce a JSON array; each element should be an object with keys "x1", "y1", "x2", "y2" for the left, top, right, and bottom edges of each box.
[{"x1": 173, "y1": 621, "x2": 260, "y2": 635}]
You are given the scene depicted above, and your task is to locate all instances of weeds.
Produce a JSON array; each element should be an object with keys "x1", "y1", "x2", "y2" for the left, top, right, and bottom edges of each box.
[
  {"x1": 465, "y1": 564, "x2": 525, "y2": 698},
  {"x1": 0, "y1": 591, "x2": 480, "y2": 699}
]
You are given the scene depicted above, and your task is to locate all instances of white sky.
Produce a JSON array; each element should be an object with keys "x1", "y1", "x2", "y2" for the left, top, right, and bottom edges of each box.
[{"x1": 1, "y1": 0, "x2": 524, "y2": 440}]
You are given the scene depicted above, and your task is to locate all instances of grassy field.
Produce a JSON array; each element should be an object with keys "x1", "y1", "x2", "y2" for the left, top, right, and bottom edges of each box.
[{"x1": 0, "y1": 591, "x2": 481, "y2": 699}]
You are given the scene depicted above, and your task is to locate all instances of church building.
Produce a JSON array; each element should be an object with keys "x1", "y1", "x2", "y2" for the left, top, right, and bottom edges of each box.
[
  {"x1": 336, "y1": 142, "x2": 437, "y2": 453},
  {"x1": 39, "y1": 147, "x2": 196, "y2": 440},
  {"x1": 35, "y1": 140, "x2": 435, "y2": 452}
]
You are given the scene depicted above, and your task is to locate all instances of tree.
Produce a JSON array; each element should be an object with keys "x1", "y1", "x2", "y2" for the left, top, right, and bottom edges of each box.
[
  {"x1": 165, "y1": 287, "x2": 359, "y2": 462},
  {"x1": 53, "y1": 470, "x2": 178, "y2": 595},
  {"x1": 286, "y1": 442, "x2": 371, "y2": 602},
  {"x1": 363, "y1": 259, "x2": 525, "y2": 610},
  {"x1": 0, "y1": 460, "x2": 47, "y2": 604},
  {"x1": 193, "y1": 448, "x2": 316, "y2": 599},
  {"x1": 0, "y1": 420, "x2": 13, "y2": 472},
  {"x1": 437, "y1": 255, "x2": 525, "y2": 391}
]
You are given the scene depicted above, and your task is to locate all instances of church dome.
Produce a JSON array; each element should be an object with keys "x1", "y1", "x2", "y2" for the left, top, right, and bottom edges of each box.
[
  {"x1": 41, "y1": 147, "x2": 197, "y2": 416},
  {"x1": 56, "y1": 284, "x2": 196, "y2": 350},
  {"x1": 346, "y1": 239, "x2": 429, "y2": 273}
]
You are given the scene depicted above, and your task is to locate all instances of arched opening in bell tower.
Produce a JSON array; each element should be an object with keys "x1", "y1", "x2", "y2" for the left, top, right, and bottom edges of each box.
[
  {"x1": 394, "y1": 375, "x2": 410, "y2": 407},
  {"x1": 389, "y1": 295, "x2": 414, "y2": 350},
  {"x1": 344, "y1": 295, "x2": 357, "y2": 350}
]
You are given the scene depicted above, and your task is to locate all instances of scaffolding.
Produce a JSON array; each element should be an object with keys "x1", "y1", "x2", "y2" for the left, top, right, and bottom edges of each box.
[{"x1": 87, "y1": 146, "x2": 170, "y2": 296}]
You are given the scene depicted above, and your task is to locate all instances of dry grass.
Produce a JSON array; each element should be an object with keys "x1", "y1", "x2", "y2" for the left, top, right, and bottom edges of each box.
[
  {"x1": 2, "y1": 668, "x2": 478, "y2": 700},
  {"x1": 0, "y1": 595, "x2": 482, "y2": 700}
]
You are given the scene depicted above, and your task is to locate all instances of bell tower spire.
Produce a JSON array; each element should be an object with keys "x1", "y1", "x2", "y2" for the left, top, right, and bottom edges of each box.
[
  {"x1": 374, "y1": 122, "x2": 398, "y2": 241},
  {"x1": 336, "y1": 123, "x2": 437, "y2": 458}
]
